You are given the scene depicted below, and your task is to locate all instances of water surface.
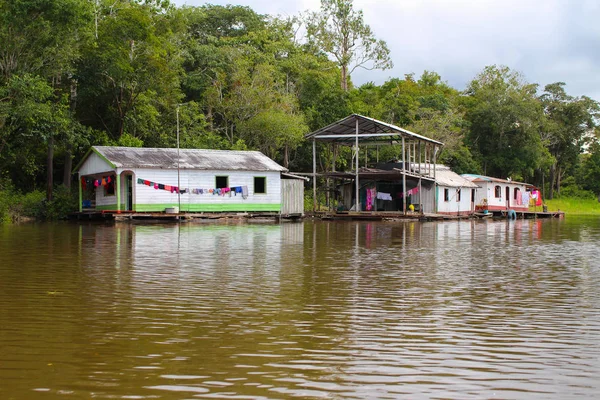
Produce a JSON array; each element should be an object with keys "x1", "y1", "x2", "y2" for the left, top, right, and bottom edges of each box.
[{"x1": 1, "y1": 218, "x2": 600, "y2": 399}]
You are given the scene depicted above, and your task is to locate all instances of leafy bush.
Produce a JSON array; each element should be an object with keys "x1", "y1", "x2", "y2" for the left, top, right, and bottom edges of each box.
[
  {"x1": 557, "y1": 176, "x2": 595, "y2": 200},
  {"x1": 19, "y1": 190, "x2": 46, "y2": 218},
  {"x1": 43, "y1": 186, "x2": 78, "y2": 220},
  {"x1": 0, "y1": 180, "x2": 78, "y2": 223},
  {"x1": 0, "y1": 179, "x2": 20, "y2": 224}
]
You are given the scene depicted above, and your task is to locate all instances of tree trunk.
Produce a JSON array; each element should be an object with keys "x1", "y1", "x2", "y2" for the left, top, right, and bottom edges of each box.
[
  {"x1": 341, "y1": 63, "x2": 348, "y2": 91},
  {"x1": 283, "y1": 144, "x2": 289, "y2": 168},
  {"x1": 556, "y1": 165, "x2": 562, "y2": 197},
  {"x1": 63, "y1": 78, "x2": 77, "y2": 189},
  {"x1": 548, "y1": 163, "x2": 555, "y2": 200},
  {"x1": 63, "y1": 145, "x2": 72, "y2": 189},
  {"x1": 47, "y1": 136, "x2": 54, "y2": 202}
]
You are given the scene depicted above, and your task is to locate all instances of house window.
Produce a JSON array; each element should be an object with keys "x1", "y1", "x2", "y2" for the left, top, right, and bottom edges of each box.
[
  {"x1": 444, "y1": 188, "x2": 449, "y2": 202},
  {"x1": 104, "y1": 179, "x2": 115, "y2": 196},
  {"x1": 456, "y1": 188, "x2": 461, "y2": 202},
  {"x1": 494, "y1": 185, "x2": 502, "y2": 198},
  {"x1": 514, "y1": 188, "x2": 520, "y2": 200},
  {"x1": 216, "y1": 176, "x2": 228, "y2": 189},
  {"x1": 254, "y1": 177, "x2": 266, "y2": 194}
]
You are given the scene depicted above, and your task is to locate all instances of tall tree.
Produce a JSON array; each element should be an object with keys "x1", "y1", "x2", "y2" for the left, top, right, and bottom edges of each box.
[
  {"x1": 0, "y1": 0, "x2": 93, "y2": 199},
  {"x1": 465, "y1": 65, "x2": 549, "y2": 181},
  {"x1": 77, "y1": 1, "x2": 181, "y2": 142},
  {"x1": 306, "y1": 0, "x2": 392, "y2": 91},
  {"x1": 539, "y1": 82, "x2": 599, "y2": 198}
]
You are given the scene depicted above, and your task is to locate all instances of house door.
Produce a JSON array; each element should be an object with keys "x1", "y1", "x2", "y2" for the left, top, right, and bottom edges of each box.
[
  {"x1": 126, "y1": 175, "x2": 133, "y2": 211},
  {"x1": 505, "y1": 186, "x2": 510, "y2": 209}
]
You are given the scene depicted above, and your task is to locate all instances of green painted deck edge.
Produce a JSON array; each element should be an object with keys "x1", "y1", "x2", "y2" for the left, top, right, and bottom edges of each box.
[
  {"x1": 96, "y1": 204, "x2": 117, "y2": 211},
  {"x1": 95, "y1": 203, "x2": 280, "y2": 212},
  {"x1": 135, "y1": 203, "x2": 281, "y2": 212}
]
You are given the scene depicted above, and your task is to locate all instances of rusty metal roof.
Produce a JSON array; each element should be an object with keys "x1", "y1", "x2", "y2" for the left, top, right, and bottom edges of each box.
[
  {"x1": 305, "y1": 114, "x2": 444, "y2": 146},
  {"x1": 89, "y1": 146, "x2": 287, "y2": 172},
  {"x1": 462, "y1": 174, "x2": 531, "y2": 187}
]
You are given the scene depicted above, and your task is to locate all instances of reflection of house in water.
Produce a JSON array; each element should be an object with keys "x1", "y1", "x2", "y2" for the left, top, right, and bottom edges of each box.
[{"x1": 127, "y1": 223, "x2": 305, "y2": 285}]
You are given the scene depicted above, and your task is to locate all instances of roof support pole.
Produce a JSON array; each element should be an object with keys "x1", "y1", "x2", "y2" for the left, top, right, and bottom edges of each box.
[
  {"x1": 116, "y1": 173, "x2": 121, "y2": 211},
  {"x1": 402, "y1": 136, "x2": 406, "y2": 215},
  {"x1": 78, "y1": 174, "x2": 82, "y2": 212},
  {"x1": 433, "y1": 146, "x2": 438, "y2": 213},
  {"x1": 312, "y1": 138, "x2": 317, "y2": 212},
  {"x1": 418, "y1": 141, "x2": 422, "y2": 213},
  {"x1": 355, "y1": 118, "x2": 360, "y2": 212},
  {"x1": 176, "y1": 105, "x2": 181, "y2": 214}
]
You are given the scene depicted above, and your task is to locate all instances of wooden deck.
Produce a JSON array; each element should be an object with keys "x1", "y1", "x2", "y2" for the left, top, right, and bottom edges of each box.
[
  {"x1": 69, "y1": 209, "x2": 564, "y2": 223},
  {"x1": 313, "y1": 209, "x2": 565, "y2": 221},
  {"x1": 68, "y1": 210, "x2": 299, "y2": 222}
]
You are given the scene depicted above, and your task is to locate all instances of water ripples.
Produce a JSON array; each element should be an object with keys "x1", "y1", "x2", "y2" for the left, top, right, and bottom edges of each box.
[{"x1": 1, "y1": 219, "x2": 600, "y2": 399}]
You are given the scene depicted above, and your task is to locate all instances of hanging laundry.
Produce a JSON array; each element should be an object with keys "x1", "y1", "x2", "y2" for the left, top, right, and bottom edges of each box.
[
  {"x1": 242, "y1": 186, "x2": 248, "y2": 199},
  {"x1": 137, "y1": 178, "x2": 144, "y2": 184},
  {"x1": 376, "y1": 192, "x2": 392, "y2": 201}
]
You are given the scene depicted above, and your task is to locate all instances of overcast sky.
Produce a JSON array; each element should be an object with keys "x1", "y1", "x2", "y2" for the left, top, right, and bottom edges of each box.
[{"x1": 173, "y1": 0, "x2": 600, "y2": 101}]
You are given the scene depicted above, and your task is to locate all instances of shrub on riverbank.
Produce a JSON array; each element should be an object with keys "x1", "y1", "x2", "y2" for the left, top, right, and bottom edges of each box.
[{"x1": 0, "y1": 180, "x2": 78, "y2": 224}]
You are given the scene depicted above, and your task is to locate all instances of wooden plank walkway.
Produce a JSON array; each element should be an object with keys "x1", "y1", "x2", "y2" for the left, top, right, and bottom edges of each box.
[
  {"x1": 68, "y1": 211, "x2": 293, "y2": 222},
  {"x1": 313, "y1": 210, "x2": 565, "y2": 221}
]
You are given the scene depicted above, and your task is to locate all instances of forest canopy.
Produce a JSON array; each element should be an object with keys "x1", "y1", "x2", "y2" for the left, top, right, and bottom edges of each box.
[{"x1": 1, "y1": 0, "x2": 599, "y2": 207}]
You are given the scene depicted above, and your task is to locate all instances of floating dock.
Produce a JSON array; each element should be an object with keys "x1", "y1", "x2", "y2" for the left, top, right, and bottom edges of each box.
[
  {"x1": 68, "y1": 210, "x2": 301, "y2": 222},
  {"x1": 314, "y1": 210, "x2": 564, "y2": 221}
]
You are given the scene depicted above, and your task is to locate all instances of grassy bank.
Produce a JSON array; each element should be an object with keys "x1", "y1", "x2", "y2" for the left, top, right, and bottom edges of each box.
[{"x1": 543, "y1": 198, "x2": 600, "y2": 215}]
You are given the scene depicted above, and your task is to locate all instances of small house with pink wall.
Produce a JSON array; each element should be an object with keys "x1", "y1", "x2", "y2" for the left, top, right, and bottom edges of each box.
[{"x1": 461, "y1": 174, "x2": 541, "y2": 212}]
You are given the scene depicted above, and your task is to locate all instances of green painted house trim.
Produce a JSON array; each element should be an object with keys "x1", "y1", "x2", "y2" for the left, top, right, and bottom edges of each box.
[
  {"x1": 135, "y1": 203, "x2": 281, "y2": 212},
  {"x1": 73, "y1": 147, "x2": 117, "y2": 172}
]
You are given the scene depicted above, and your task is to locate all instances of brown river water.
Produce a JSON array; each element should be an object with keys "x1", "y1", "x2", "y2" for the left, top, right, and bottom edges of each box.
[{"x1": 1, "y1": 218, "x2": 600, "y2": 399}]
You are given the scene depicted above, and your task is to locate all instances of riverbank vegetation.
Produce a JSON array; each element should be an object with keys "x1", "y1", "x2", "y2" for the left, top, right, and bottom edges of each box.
[{"x1": 1, "y1": 0, "x2": 599, "y2": 222}]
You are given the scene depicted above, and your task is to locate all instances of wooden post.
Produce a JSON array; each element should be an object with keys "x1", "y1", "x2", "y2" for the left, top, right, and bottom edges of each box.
[
  {"x1": 116, "y1": 173, "x2": 121, "y2": 211},
  {"x1": 433, "y1": 146, "x2": 438, "y2": 213},
  {"x1": 312, "y1": 139, "x2": 317, "y2": 212},
  {"x1": 355, "y1": 118, "x2": 360, "y2": 211},
  {"x1": 78, "y1": 174, "x2": 82, "y2": 212},
  {"x1": 402, "y1": 136, "x2": 406, "y2": 215}
]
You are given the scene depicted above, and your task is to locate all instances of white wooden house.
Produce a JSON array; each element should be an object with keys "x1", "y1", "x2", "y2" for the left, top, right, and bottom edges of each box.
[
  {"x1": 417, "y1": 164, "x2": 479, "y2": 215},
  {"x1": 462, "y1": 174, "x2": 535, "y2": 212},
  {"x1": 75, "y1": 146, "x2": 303, "y2": 214}
]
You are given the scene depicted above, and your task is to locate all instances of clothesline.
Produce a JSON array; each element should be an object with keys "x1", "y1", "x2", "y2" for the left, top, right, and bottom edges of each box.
[{"x1": 136, "y1": 178, "x2": 248, "y2": 199}]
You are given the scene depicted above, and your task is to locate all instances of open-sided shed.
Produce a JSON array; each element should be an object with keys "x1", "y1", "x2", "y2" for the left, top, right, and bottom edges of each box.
[{"x1": 305, "y1": 114, "x2": 444, "y2": 214}]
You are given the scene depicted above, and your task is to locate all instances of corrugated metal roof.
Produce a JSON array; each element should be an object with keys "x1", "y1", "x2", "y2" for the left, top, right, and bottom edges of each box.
[
  {"x1": 462, "y1": 174, "x2": 530, "y2": 186},
  {"x1": 416, "y1": 164, "x2": 479, "y2": 188},
  {"x1": 305, "y1": 114, "x2": 444, "y2": 146},
  {"x1": 90, "y1": 146, "x2": 287, "y2": 172}
]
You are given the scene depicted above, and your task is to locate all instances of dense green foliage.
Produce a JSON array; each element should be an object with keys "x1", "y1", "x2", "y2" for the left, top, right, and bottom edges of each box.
[{"x1": 1, "y1": 0, "x2": 599, "y2": 222}]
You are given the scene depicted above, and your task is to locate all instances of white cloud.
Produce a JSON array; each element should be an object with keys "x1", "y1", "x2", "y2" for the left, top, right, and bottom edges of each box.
[{"x1": 173, "y1": 0, "x2": 600, "y2": 101}]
